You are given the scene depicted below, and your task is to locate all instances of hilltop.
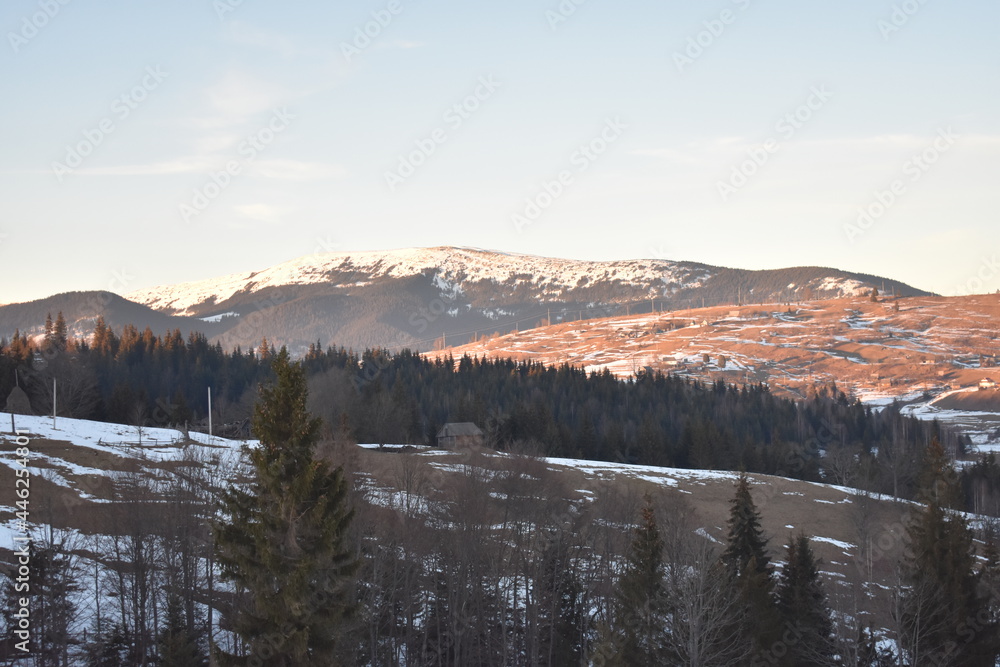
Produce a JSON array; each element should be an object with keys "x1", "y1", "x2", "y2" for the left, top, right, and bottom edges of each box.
[
  {"x1": 434, "y1": 293, "x2": 1000, "y2": 448},
  {"x1": 0, "y1": 247, "x2": 929, "y2": 355}
]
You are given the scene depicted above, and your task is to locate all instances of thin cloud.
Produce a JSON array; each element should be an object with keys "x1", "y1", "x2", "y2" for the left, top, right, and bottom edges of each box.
[{"x1": 234, "y1": 203, "x2": 287, "y2": 223}]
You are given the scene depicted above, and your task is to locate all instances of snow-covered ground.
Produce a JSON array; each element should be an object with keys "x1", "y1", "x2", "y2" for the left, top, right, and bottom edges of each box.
[
  {"x1": 544, "y1": 456, "x2": 739, "y2": 487},
  {"x1": 0, "y1": 412, "x2": 248, "y2": 530},
  {"x1": 0, "y1": 412, "x2": 242, "y2": 453},
  {"x1": 2, "y1": 410, "x2": 992, "y2": 664}
]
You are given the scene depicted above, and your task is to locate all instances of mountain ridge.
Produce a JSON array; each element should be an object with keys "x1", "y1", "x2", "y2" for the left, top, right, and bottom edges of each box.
[
  {"x1": 2, "y1": 246, "x2": 932, "y2": 354},
  {"x1": 123, "y1": 246, "x2": 932, "y2": 316}
]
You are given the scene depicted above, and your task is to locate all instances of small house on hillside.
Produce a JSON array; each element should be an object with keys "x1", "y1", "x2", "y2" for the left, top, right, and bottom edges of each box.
[
  {"x1": 980, "y1": 378, "x2": 997, "y2": 390},
  {"x1": 437, "y1": 422, "x2": 483, "y2": 449}
]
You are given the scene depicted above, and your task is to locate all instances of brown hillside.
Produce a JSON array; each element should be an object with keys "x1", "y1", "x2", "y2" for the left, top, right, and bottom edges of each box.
[{"x1": 431, "y1": 294, "x2": 1000, "y2": 403}]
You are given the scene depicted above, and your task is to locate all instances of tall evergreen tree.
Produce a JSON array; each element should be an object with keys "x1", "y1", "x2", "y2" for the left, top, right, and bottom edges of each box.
[
  {"x1": 156, "y1": 593, "x2": 207, "y2": 666},
  {"x1": 83, "y1": 624, "x2": 132, "y2": 667},
  {"x1": 28, "y1": 537, "x2": 78, "y2": 667},
  {"x1": 721, "y1": 473, "x2": 781, "y2": 663},
  {"x1": 775, "y1": 533, "x2": 835, "y2": 665},
  {"x1": 721, "y1": 474, "x2": 771, "y2": 579},
  {"x1": 42, "y1": 312, "x2": 55, "y2": 354},
  {"x1": 92, "y1": 316, "x2": 115, "y2": 357},
  {"x1": 602, "y1": 495, "x2": 667, "y2": 665},
  {"x1": 898, "y1": 439, "x2": 998, "y2": 666},
  {"x1": 214, "y1": 348, "x2": 359, "y2": 666},
  {"x1": 53, "y1": 311, "x2": 69, "y2": 348}
]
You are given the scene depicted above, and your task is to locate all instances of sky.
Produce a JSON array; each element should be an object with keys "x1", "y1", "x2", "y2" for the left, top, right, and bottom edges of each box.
[{"x1": 1, "y1": 0, "x2": 998, "y2": 304}]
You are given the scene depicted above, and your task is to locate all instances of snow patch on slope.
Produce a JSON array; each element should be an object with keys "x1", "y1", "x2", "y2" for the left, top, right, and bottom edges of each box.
[{"x1": 124, "y1": 247, "x2": 705, "y2": 316}]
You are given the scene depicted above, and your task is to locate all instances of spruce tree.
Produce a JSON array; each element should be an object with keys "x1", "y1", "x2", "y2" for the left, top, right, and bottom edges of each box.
[
  {"x1": 93, "y1": 316, "x2": 110, "y2": 356},
  {"x1": 156, "y1": 593, "x2": 207, "y2": 666},
  {"x1": 214, "y1": 348, "x2": 359, "y2": 666},
  {"x1": 604, "y1": 495, "x2": 667, "y2": 665},
  {"x1": 43, "y1": 312, "x2": 54, "y2": 351},
  {"x1": 721, "y1": 474, "x2": 771, "y2": 579},
  {"x1": 17, "y1": 538, "x2": 79, "y2": 666},
  {"x1": 899, "y1": 439, "x2": 997, "y2": 666},
  {"x1": 83, "y1": 625, "x2": 132, "y2": 667},
  {"x1": 53, "y1": 311, "x2": 69, "y2": 348},
  {"x1": 721, "y1": 473, "x2": 781, "y2": 663},
  {"x1": 775, "y1": 533, "x2": 834, "y2": 665}
]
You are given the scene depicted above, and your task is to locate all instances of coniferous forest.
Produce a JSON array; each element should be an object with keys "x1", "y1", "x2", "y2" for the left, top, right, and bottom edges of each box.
[
  {"x1": 0, "y1": 315, "x2": 974, "y2": 502},
  {"x1": 2, "y1": 317, "x2": 1000, "y2": 665}
]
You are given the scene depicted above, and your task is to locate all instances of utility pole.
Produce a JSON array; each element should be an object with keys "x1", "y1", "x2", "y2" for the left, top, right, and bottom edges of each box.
[
  {"x1": 11, "y1": 371, "x2": 18, "y2": 433},
  {"x1": 52, "y1": 379, "x2": 57, "y2": 429},
  {"x1": 207, "y1": 387, "x2": 213, "y2": 438}
]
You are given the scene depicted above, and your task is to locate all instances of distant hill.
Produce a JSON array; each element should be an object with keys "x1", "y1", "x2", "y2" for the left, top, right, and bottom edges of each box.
[
  {"x1": 934, "y1": 388, "x2": 1000, "y2": 413},
  {"x1": 433, "y1": 293, "x2": 1000, "y2": 447},
  {"x1": 0, "y1": 291, "x2": 226, "y2": 342},
  {"x1": 0, "y1": 247, "x2": 931, "y2": 353}
]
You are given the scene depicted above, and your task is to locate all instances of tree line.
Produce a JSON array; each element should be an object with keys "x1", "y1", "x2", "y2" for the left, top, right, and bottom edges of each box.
[{"x1": 0, "y1": 315, "x2": 978, "y2": 506}]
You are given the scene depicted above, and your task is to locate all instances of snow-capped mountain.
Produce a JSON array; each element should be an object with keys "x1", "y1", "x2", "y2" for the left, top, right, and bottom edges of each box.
[
  {"x1": 2, "y1": 247, "x2": 929, "y2": 354},
  {"x1": 124, "y1": 247, "x2": 717, "y2": 317}
]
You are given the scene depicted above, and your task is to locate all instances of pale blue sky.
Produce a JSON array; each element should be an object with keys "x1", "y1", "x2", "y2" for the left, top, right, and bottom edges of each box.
[{"x1": 1, "y1": 0, "x2": 998, "y2": 304}]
